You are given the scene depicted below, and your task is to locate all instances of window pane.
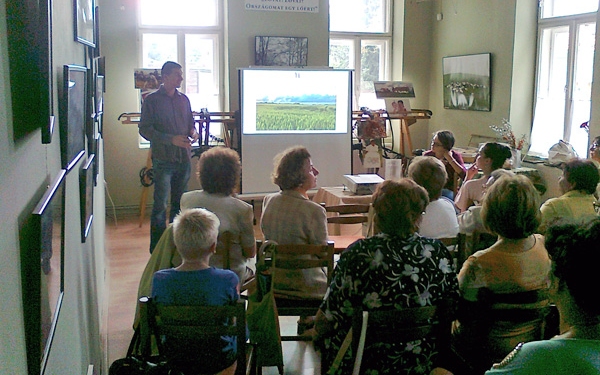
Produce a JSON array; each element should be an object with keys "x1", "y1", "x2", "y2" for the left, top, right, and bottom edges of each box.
[
  {"x1": 142, "y1": 34, "x2": 177, "y2": 68},
  {"x1": 140, "y1": 0, "x2": 218, "y2": 27},
  {"x1": 185, "y1": 34, "x2": 220, "y2": 112},
  {"x1": 541, "y1": 0, "x2": 598, "y2": 18},
  {"x1": 329, "y1": 39, "x2": 355, "y2": 69},
  {"x1": 359, "y1": 40, "x2": 387, "y2": 109},
  {"x1": 568, "y1": 22, "x2": 595, "y2": 157},
  {"x1": 530, "y1": 26, "x2": 569, "y2": 155},
  {"x1": 330, "y1": 0, "x2": 387, "y2": 33}
]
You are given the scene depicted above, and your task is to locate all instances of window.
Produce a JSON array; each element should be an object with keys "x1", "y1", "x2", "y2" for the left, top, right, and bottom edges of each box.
[
  {"x1": 138, "y1": 0, "x2": 223, "y2": 147},
  {"x1": 329, "y1": 0, "x2": 391, "y2": 110},
  {"x1": 530, "y1": 0, "x2": 597, "y2": 157}
]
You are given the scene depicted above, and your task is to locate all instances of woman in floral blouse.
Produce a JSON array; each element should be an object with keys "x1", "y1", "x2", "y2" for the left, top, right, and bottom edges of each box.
[{"x1": 315, "y1": 178, "x2": 459, "y2": 374}]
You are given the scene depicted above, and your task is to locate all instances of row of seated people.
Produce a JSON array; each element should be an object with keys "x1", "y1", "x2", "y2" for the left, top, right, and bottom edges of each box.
[{"x1": 135, "y1": 140, "x2": 600, "y2": 374}]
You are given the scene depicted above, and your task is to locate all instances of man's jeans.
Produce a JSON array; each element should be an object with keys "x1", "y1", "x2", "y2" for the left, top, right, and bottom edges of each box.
[{"x1": 150, "y1": 159, "x2": 191, "y2": 253}]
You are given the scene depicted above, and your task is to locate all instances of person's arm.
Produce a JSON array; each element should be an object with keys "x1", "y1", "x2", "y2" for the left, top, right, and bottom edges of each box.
[
  {"x1": 458, "y1": 206, "x2": 483, "y2": 234},
  {"x1": 139, "y1": 97, "x2": 174, "y2": 145},
  {"x1": 309, "y1": 203, "x2": 329, "y2": 245},
  {"x1": 444, "y1": 150, "x2": 467, "y2": 180},
  {"x1": 239, "y1": 204, "x2": 257, "y2": 258},
  {"x1": 454, "y1": 181, "x2": 472, "y2": 212},
  {"x1": 538, "y1": 199, "x2": 559, "y2": 234}
]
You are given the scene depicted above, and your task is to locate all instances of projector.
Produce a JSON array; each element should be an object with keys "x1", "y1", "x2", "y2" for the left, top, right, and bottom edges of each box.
[{"x1": 343, "y1": 174, "x2": 384, "y2": 195}]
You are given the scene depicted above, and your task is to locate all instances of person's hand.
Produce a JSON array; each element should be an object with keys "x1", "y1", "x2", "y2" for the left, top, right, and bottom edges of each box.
[
  {"x1": 466, "y1": 164, "x2": 479, "y2": 181},
  {"x1": 171, "y1": 134, "x2": 192, "y2": 149},
  {"x1": 443, "y1": 150, "x2": 454, "y2": 162},
  {"x1": 189, "y1": 129, "x2": 200, "y2": 143}
]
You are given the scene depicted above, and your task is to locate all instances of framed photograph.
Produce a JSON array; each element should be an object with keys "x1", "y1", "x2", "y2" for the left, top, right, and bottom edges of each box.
[
  {"x1": 385, "y1": 98, "x2": 411, "y2": 114},
  {"x1": 20, "y1": 169, "x2": 66, "y2": 375},
  {"x1": 92, "y1": 133, "x2": 100, "y2": 185},
  {"x1": 80, "y1": 155, "x2": 94, "y2": 242},
  {"x1": 95, "y1": 75, "x2": 104, "y2": 116},
  {"x1": 443, "y1": 53, "x2": 491, "y2": 111},
  {"x1": 374, "y1": 81, "x2": 416, "y2": 98},
  {"x1": 7, "y1": 0, "x2": 54, "y2": 143},
  {"x1": 255, "y1": 36, "x2": 308, "y2": 66},
  {"x1": 59, "y1": 65, "x2": 87, "y2": 171},
  {"x1": 74, "y1": 0, "x2": 96, "y2": 47}
]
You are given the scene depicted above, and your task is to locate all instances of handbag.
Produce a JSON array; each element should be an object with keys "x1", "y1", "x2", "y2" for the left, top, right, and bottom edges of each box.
[{"x1": 109, "y1": 328, "x2": 160, "y2": 375}]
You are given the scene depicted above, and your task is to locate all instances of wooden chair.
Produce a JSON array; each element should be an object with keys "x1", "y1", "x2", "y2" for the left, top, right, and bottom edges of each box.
[
  {"x1": 350, "y1": 300, "x2": 456, "y2": 375},
  {"x1": 221, "y1": 231, "x2": 256, "y2": 297},
  {"x1": 325, "y1": 203, "x2": 373, "y2": 237},
  {"x1": 268, "y1": 241, "x2": 335, "y2": 341},
  {"x1": 438, "y1": 235, "x2": 467, "y2": 270},
  {"x1": 139, "y1": 297, "x2": 255, "y2": 375}
]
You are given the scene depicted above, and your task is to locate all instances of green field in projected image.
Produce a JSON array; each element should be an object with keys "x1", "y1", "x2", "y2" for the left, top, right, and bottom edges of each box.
[{"x1": 256, "y1": 103, "x2": 336, "y2": 131}]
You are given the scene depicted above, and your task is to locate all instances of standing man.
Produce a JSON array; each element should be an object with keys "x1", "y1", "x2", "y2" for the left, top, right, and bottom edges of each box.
[{"x1": 139, "y1": 61, "x2": 199, "y2": 253}]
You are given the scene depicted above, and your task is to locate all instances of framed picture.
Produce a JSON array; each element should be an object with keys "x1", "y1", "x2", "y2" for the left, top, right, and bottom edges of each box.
[
  {"x1": 74, "y1": 0, "x2": 96, "y2": 47},
  {"x1": 443, "y1": 53, "x2": 491, "y2": 111},
  {"x1": 80, "y1": 155, "x2": 94, "y2": 242},
  {"x1": 374, "y1": 81, "x2": 416, "y2": 98},
  {"x1": 385, "y1": 98, "x2": 411, "y2": 114},
  {"x1": 59, "y1": 65, "x2": 87, "y2": 171},
  {"x1": 20, "y1": 169, "x2": 66, "y2": 375},
  {"x1": 7, "y1": 0, "x2": 54, "y2": 143},
  {"x1": 96, "y1": 75, "x2": 104, "y2": 116},
  {"x1": 255, "y1": 36, "x2": 308, "y2": 66},
  {"x1": 92, "y1": 133, "x2": 100, "y2": 185}
]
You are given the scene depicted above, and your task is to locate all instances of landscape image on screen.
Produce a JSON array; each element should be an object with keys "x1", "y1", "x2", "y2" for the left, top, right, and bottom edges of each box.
[{"x1": 256, "y1": 94, "x2": 336, "y2": 132}]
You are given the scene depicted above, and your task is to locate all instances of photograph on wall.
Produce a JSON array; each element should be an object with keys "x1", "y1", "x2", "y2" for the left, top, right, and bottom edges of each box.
[
  {"x1": 443, "y1": 53, "x2": 491, "y2": 111},
  {"x1": 255, "y1": 36, "x2": 308, "y2": 66},
  {"x1": 374, "y1": 81, "x2": 416, "y2": 98},
  {"x1": 59, "y1": 65, "x2": 87, "y2": 171}
]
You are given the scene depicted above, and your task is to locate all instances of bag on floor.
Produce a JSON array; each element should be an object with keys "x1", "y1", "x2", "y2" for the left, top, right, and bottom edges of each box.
[{"x1": 109, "y1": 327, "x2": 161, "y2": 375}]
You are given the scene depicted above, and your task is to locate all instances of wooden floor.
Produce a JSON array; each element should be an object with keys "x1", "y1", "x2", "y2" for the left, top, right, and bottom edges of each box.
[{"x1": 106, "y1": 215, "x2": 321, "y2": 375}]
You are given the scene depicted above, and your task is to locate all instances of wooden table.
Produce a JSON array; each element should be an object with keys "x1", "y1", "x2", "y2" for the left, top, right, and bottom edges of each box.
[{"x1": 312, "y1": 186, "x2": 373, "y2": 236}]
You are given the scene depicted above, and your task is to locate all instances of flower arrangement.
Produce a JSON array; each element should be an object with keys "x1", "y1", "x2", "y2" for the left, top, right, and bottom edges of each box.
[{"x1": 489, "y1": 119, "x2": 527, "y2": 150}]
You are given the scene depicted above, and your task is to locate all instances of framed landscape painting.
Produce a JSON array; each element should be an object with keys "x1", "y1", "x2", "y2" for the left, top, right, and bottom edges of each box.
[
  {"x1": 443, "y1": 53, "x2": 491, "y2": 111},
  {"x1": 255, "y1": 36, "x2": 308, "y2": 66}
]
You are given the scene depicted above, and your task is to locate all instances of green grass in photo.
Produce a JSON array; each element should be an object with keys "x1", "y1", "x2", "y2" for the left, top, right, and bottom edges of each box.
[{"x1": 256, "y1": 103, "x2": 336, "y2": 131}]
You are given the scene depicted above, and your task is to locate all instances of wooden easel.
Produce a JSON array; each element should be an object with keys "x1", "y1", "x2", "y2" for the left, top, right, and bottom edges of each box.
[{"x1": 118, "y1": 111, "x2": 238, "y2": 227}]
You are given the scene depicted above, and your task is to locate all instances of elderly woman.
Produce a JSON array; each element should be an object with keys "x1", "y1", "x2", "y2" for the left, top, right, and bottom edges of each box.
[
  {"x1": 408, "y1": 156, "x2": 459, "y2": 238},
  {"x1": 485, "y1": 217, "x2": 600, "y2": 374},
  {"x1": 538, "y1": 158, "x2": 599, "y2": 233},
  {"x1": 455, "y1": 142, "x2": 512, "y2": 212},
  {"x1": 261, "y1": 145, "x2": 328, "y2": 295},
  {"x1": 450, "y1": 175, "x2": 551, "y2": 375},
  {"x1": 423, "y1": 130, "x2": 467, "y2": 200},
  {"x1": 151, "y1": 208, "x2": 240, "y2": 375},
  {"x1": 315, "y1": 179, "x2": 459, "y2": 375},
  {"x1": 181, "y1": 146, "x2": 256, "y2": 283}
]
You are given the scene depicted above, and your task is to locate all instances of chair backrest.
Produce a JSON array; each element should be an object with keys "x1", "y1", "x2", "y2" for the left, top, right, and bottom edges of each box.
[
  {"x1": 351, "y1": 300, "x2": 456, "y2": 375},
  {"x1": 271, "y1": 241, "x2": 335, "y2": 287},
  {"x1": 325, "y1": 204, "x2": 371, "y2": 225},
  {"x1": 438, "y1": 235, "x2": 466, "y2": 269},
  {"x1": 138, "y1": 296, "x2": 248, "y2": 374},
  {"x1": 220, "y1": 231, "x2": 255, "y2": 294}
]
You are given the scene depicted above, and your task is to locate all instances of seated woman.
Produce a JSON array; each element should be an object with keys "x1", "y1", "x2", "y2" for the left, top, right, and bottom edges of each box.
[
  {"x1": 538, "y1": 158, "x2": 599, "y2": 233},
  {"x1": 181, "y1": 146, "x2": 256, "y2": 283},
  {"x1": 151, "y1": 208, "x2": 240, "y2": 375},
  {"x1": 315, "y1": 179, "x2": 459, "y2": 375},
  {"x1": 260, "y1": 145, "x2": 328, "y2": 299},
  {"x1": 423, "y1": 130, "x2": 467, "y2": 200},
  {"x1": 485, "y1": 217, "x2": 600, "y2": 374},
  {"x1": 408, "y1": 156, "x2": 459, "y2": 238},
  {"x1": 455, "y1": 142, "x2": 512, "y2": 212},
  {"x1": 451, "y1": 175, "x2": 551, "y2": 375}
]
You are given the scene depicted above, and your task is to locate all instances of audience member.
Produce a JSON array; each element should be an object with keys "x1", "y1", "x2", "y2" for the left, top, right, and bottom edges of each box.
[
  {"x1": 260, "y1": 146, "x2": 328, "y2": 331},
  {"x1": 151, "y1": 208, "x2": 240, "y2": 375},
  {"x1": 408, "y1": 156, "x2": 459, "y2": 238},
  {"x1": 538, "y1": 158, "x2": 599, "y2": 233},
  {"x1": 315, "y1": 179, "x2": 459, "y2": 375},
  {"x1": 485, "y1": 217, "x2": 600, "y2": 374},
  {"x1": 588, "y1": 136, "x2": 600, "y2": 198},
  {"x1": 450, "y1": 175, "x2": 551, "y2": 375},
  {"x1": 423, "y1": 130, "x2": 467, "y2": 200},
  {"x1": 455, "y1": 142, "x2": 512, "y2": 212},
  {"x1": 181, "y1": 146, "x2": 256, "y2": 283},
  {"x1": 138, "y1": 61, "x2": 198, "y2": 253}
]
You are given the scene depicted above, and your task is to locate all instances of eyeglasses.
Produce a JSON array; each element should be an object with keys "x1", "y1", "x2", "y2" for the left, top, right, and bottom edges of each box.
[
  {"x1": 431, "y1": 142, "x2": 444, "y2": 147},
  {"x1": 591, "y1": 143, "x2": 600, "y2": 149}
]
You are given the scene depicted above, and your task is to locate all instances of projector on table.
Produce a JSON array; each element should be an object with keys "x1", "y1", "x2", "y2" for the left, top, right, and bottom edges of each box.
[{"x1": 343, "y1": 174, "x2": 384, "y2": 195}]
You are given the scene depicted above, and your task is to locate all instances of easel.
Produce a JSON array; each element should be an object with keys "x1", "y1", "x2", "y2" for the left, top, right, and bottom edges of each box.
[{"x1": 118, "y1": 111, "x2": 238, "y2": 227}]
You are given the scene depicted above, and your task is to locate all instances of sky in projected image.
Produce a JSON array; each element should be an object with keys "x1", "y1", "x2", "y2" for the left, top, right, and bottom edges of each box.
[{"x1": 241, "y1": 69, "x2": 351, "y2": 134}]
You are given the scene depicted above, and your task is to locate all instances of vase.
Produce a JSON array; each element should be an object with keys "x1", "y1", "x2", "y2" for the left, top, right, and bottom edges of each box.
[{"x1": 510, "y1": 148, "x2": 522, "y2": 169}]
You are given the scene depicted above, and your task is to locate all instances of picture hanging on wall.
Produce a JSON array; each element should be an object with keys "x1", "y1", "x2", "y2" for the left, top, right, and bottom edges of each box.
[
  {"x1": 80, "y1": 155, "x2": 95, "y2": 242},
  {"x1": 19, "y1": 169, "x2": 66, "y2": 375},
  {"x1": 59, "y1": 64, "x2": 87, "y2": 171},
  {"x1": 74, "y1": 0, "x2": 96, "y2": 47},
  {"x1": 443, "y1": 53, "x2": 491, "y2": 111},
  {"x1": 7, "y1": 0, "x2": 54, "y2": 143},
  {"x1": 255, "y1": 36, "x2": 308, "y2": 66}
]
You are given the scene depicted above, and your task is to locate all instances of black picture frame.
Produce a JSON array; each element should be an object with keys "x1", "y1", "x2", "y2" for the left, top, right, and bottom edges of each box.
[
  {"x1": 80, "y1": 155, "x2": 94, "y2": 242},
  {"x1": 255, "y1": 36, "x2": 308, "y2": 66},
  {"x1": 442, "y1": 53, "x2": 491, "y2": 111},
  {"x1": 20, "y1": 169, "x2": 66, "y2": 375},
  {"x1": 74, "y1": 0, "x2": 96, "y2": 47},
  {"x1": 96, "y1": 75, "x2": 104, "y2": 116},
  {"x1": 7, "y1": 0, "x2": 54, "y2": 143},
  {"x1": 59, "y1": 65, "x2": 87, "y2": 171}
]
